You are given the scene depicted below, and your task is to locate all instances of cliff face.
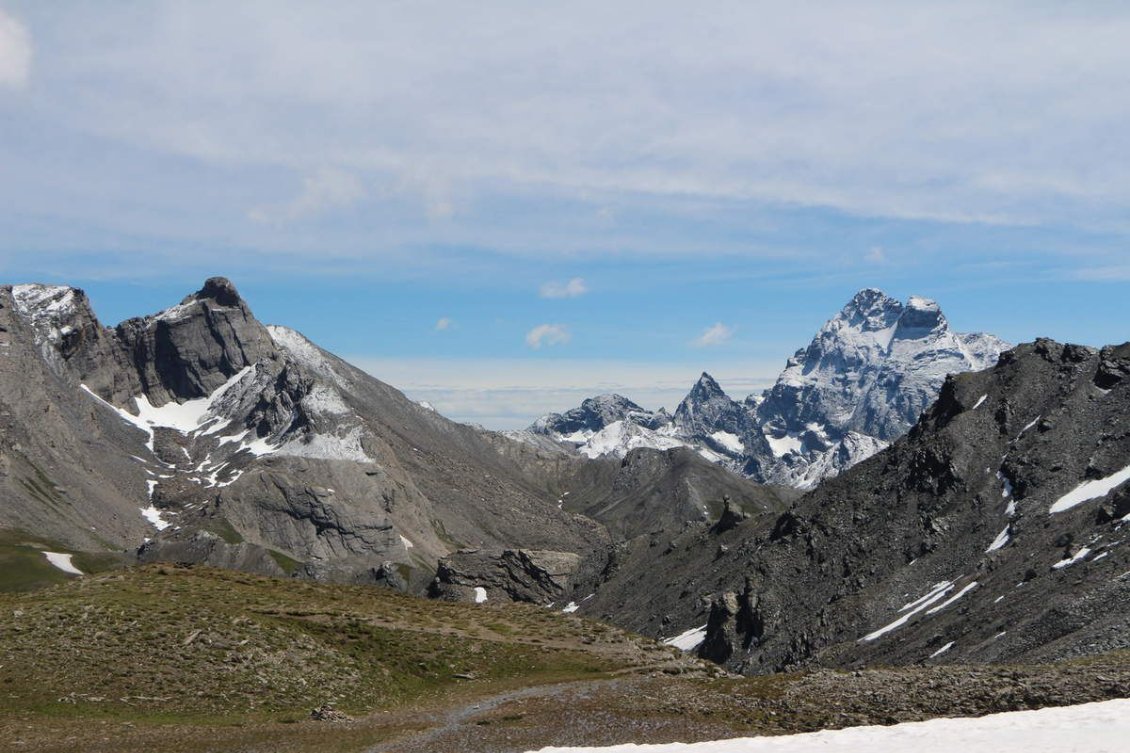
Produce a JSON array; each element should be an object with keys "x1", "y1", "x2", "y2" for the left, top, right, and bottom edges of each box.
[{"x1": 1, "y1": 278, "x2": 610, "y2": 590}]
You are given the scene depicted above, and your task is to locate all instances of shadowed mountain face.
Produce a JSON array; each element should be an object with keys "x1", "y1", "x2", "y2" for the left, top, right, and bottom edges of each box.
[
  {"x1": 0, "y1": 279, "x2": 613, "y2": 589},
  {"x1": 522, "y1": 289, "x2": 1008, "y2": 489},
  {"x1": 586, "y1": 338, "x2": 1130, "y2": 673}
]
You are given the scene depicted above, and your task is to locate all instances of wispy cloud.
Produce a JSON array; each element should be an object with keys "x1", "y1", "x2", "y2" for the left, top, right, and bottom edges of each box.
[
  {"x1": 525, "y1": 323, "x2": 571, "y2": 349},
  {"x1": 539, "y1": 277, "x2": 589, "y2": 299},
  {"x1": 434, "y1": 316, "x2": 453, "y2": 331},
  {"x1": 1072, "y1": 265, "x2": 1130, "y2": 282},
  {"x1": 0, "y1": 10, "x2": 31, "y2": 89},
  {"x1": 248, "y1": 168, "x2": 365, "y2": 224},
  {"x1": 348, "y1": 356, "x2": 780, "y2": 429},
  {"x1": 692, "y1": 323, "x2": 734, "y2": 348}
]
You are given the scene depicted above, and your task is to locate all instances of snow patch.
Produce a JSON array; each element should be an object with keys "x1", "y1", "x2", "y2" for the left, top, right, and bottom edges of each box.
[
  {"x1": 1052, "y1": 547, "x2": 1092, "y2": 570},
  {"x1": 862, "y1": 581, "x2": 954, "y2": 641},
  {"x1": 42, "y1": 552, "x2": 83, "y2": 575},
  {"x1": 663, "y1": 624, "x2": 708, "y2": 651},
  {"x1": 400, "y1": 535, "x2": 414, "y2": 550},
  {"x1": 1049, "y1": 464, "x2": 1130, "y2": 514},
  {"x1": 928, "y1": 641, "x2": 954, "y2": 659},
  {"x1": 986, "y1": 526, "x2": 1010, "y2": 552},
  {"x1": 562, "y1": 602, "x2": 579, "y2": 614},
  {"x1": 527, "y1": 698, "x2": 1130, "y2": 753},
  {"x1": 710, "y1": 431, "x2": 744, "y2": 454},
  {"x1": 971, "y1": 394, "x2": 988, "y2": 410},
  {"x1": 140, "y1": 505, "x2": 172, "y2": 531},
  {"x1": 474, "y1": 587, "x2": 488, "y2": 604},
  {"x1": 925, "y1": 582, "x2": 978, "y2": 615}
]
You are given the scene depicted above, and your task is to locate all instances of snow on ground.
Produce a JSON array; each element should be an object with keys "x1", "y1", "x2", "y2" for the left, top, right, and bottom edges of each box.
[
  {"x1": 710, "y1": 431, "x2": 744, "y2": 454},
  {"x1": 764, "y1": 432, "x2": 803, "y2": 458},
  {"x1": 1052, "y1": 547, "x2": 1092, "y2": 570},
  {"x1": 663, "y1": 624, "x2": 707, "y2": 651},
  {"x1": 267, "y1": 325, "x2": 346, "y2": 385},
  {"x1": 277, "y1": 426, "x2": 374, "y2": 463},
  {"x1": 986, "y1": 526, "x2": 1010, "y2": 552},
  {"x1": 140, "y1": 505, "x2": 172, "y2": 531},
  {"x1": 1049, "y1": 464, "x2": 1130, "y2": 513},
  {"x1": 861, "y1": 581, "x2": 954, "y2": 642},
  {"x1": 925, "y1": 582, "x2": 978, "y2": 615},
  {"x1": 474, "y1": 587, "x2": 488, "y2": 604},
  {"x1": 562, "y1": 602, "x2": 579, "y2": 613},
  {"x1": 928, "y1": 641, "x2": 954, "y2": 659},
  {"x1": 971, "y1": 394, "x2": 988, "y2": 410},
  {"x1": 42, "y1": 551, "x2": 83, "y2": 575},
  {"x1": 400, "y1": 535, "x2": 414, "y2": 550},
  {"x1": 527, "y1": 698, "x2": 1130, "y2": 753}
]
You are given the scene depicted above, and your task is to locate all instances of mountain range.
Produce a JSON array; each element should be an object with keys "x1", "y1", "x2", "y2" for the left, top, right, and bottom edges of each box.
[
  {"x1": 520, "y1": 288, "x2": 1008, "y2": 488},
  {"x1": 2, "y1": 277, "x2": 1128, "y2": 679}
]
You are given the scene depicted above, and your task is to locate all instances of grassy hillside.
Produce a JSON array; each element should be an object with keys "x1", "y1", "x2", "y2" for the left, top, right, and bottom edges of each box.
[{"x1": 0, "y1": 565, "x2": 695, "y2": 721}]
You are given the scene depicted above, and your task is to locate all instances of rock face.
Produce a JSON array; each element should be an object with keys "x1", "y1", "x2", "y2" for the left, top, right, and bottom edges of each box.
[
  {"x1": 0, "y1": 278, "x2": 611, "y2": 589},
  {"x1": 588, "y1": 338, "x2": 1130, "y2": 673},
  {"x1": 429, "y1": 549, "x2": 588, "y2": 605},
  {"x1": 522, "y1": 289, "x2": 1007, "y2": 489}
]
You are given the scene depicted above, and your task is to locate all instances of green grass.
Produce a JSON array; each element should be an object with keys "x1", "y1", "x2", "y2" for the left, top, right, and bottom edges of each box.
[
  {"x1": 0, "y1": 529, "x2": 125, "y2": 593},
  {"x1": 0, "y1": 565, "x2": 668, "y2": 725}
]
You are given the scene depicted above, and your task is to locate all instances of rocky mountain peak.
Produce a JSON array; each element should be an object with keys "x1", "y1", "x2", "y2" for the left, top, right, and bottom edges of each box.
[
  {"x1": 840, "y1": 288, "x2": 904, "y2": 331},
  {"x1": 192, "y1": 276, "x2": 245, "y2": 308},
  {"x1": 894, "y1": 295, "x2": 947, "y2": 338}
]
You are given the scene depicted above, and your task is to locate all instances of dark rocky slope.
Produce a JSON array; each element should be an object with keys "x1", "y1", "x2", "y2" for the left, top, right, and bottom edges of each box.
[{"x1": 589, "y1": 339, "x2": 1130, "y2": 672}]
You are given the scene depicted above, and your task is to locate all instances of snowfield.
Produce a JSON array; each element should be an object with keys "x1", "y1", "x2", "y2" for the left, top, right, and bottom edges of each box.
[{"x1": 528, "y1": 698, "x2": 1130, "y2": 753}]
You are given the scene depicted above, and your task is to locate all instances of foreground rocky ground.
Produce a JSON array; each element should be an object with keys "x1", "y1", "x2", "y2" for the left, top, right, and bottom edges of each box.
[{"x1": 1, "y1": 565, "x2": 1127, "y2": 753}]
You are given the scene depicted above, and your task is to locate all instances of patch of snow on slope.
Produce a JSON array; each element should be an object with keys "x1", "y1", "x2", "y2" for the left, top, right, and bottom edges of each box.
[
  {"x1": 577, "y1": 421, "x2": 688, "y2": 459},
  {"x1": 986, "y1": 526, "x2": 1010, "y2": 552},
  {"x1": 562, "y1": 602, "x2": 579, "y2": 613},
  {"x1": 267, "y1": 325, "x2": 345, "y2": 384},
  {"x1": 400, "y1": 535, "x2": 414, "y2": 550},
  {"x1": 1049, "y1": 465, "x2": 1130, "y2": 513},
  {"x1": 277, "y1": 426, "x2": 373, "y2": 463},
  {"x1": 474, "y1": 587, "x2": 488, "y2": 603},
  {"x1": 862, "y1": 581, "x2": 954, "y2": 641},
  {"x1": 42, "y1": 552, "x2": 83, "y2": 575},
  {"x1": 528, "y1": 699, "x2": 1130, "y2": 753},
  {"x1": 929, "y1": 641, "x2": 954, "y2": 659},
  {"x1": 710, "y1": 431, "x2": 744, "y2": 454},
  {"x1": 765, "y1": 432, "x2": 803, "y2": 458},
  {"x1": 971, "y1": 394, "x2": 988, "y2": 410},
  {"x1": 663, "y1": 624, "x2": 708, "y2": 651},
  {"x1": 1052, "y1": 547, "x2": 1092, "y2": 570},
  {"x1": 303, "y1": 384, "x2": 352, "y2": 416},
  {"x1": 140, "y1": 505, "x2": 172, "y2": 531},
  {"x1": 925, "y1": 582, "x2": 978, "y2": 615}
]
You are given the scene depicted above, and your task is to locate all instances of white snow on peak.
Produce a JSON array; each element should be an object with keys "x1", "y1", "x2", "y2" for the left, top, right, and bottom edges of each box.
[
  {"x1": 576, "y1": 420, "x2": 689, "y2": 459},
  {"x1": 277, "y1": 425, "x2": 374, "y2": 463},
  {"x1": 1049, "y1": 464, "x2": 1130, "y2": 514},
  {"x1": 474, "y1": 586, "x2": 488, "y2": 603},
  {"x1": 267, "y1": 325, "x2": 345, "y2": 385},
  {"x1": 42, "y1": 551, "x2": 83, "y2": 575},
  {"x1": 663, "y1": 624, "x2": 708, "y2": 651},
  {"x1": 526, "y1": 698, "x2": 1130, "y2": 753}
]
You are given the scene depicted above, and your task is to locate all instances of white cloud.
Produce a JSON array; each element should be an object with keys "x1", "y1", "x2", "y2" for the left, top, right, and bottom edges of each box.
[
  {"x1": 248, "y1": 167, "x2": 365, "y2": 224},
  {"x1": 866, "y1": 246, "x2": 886, "y2": 264},
  {"x1": 434, "y1": 316, "x2": 453, "y2": 331},
  {"x1": 539, "y1": 277, "x2": 588, "y2": 299},
  {"x1": 0, "y1": 10, "x2": 31, "y2": 89},
  {"x1": 348, "y1": 356, "x2": 780, "y2": 429},
  {"x1": 692, "y1": 323, "x2": 734, "y2": 348},
  {"x1": 525, "y1": 323, "x2": 571, "y2": 349}
]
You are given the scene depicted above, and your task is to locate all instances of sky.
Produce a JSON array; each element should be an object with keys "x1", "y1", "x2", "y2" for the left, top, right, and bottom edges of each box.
[{"x1": 1, "y1": 2, "x2": 1128, "y2": 428}]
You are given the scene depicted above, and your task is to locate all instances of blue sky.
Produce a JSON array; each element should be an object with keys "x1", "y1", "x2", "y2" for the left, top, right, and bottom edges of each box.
[{"x1": 1, "y1": 2, "x2": 1128, "y2": 427}]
